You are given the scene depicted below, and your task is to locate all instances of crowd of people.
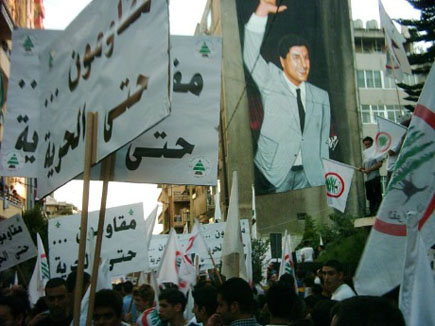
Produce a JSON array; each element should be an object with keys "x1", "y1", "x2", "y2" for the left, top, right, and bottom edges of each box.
[{"x1": 0, "y1": 258, "x2": 406, "y2": 326}]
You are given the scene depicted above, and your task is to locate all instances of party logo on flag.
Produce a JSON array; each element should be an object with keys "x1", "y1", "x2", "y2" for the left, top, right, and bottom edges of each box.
[
  {"x1": 325, "y1": 172, "x2": 345, "y2": 198},
  {"x1": 189, "y1": 157, "x2": 211, "y2": 178},
  {"x1": 375, "y1": 131, "x2": 392, "y2": 153},
  {"x1": 2, "y1": 152, "x2": 23, "y2": 171}
]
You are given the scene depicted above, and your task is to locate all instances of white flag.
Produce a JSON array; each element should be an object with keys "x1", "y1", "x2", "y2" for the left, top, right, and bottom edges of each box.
[
  {"x1": 157, "y1": 228, "x2": 189, "y2": 292},
  {"x1": 245, "y1": 236, "x2": 253, "y2": 287},
  {"x1": 251, "y1": 184, "x2": 257, "y2": 240},
  {"x1": 399, "y1": 212, "x2": 435, "y2": 326},
  {"x1": 278, "y1": 231, "x2": 297, "y2": 291},
  {"x1": 322, "y1": 159, "x2": 355, "y2": 213},
  {"x1": 379, "y1": 0, "x2": 412, "y2": 82},
  {"x1": 29, "y1": 233, "x2": 50, "y2": 305},
  {"x1": 214, "y1": 191, "x2": 222, "y2": 222},
  {"x1": 354, "y1": 63, "x2": 435, "y2": 296},
  {"x1": 13, "y1": 271, "x2": 18, "y2": 286},
  {"x1": 221, "y1": 171, "x2": 248, "y2": 280},
  {"x1": 144, "y1": 207, "x2": 158, "y2": 272},
  {"x1": 373, "y1": 116, "x2": 407, "y2": 159}
]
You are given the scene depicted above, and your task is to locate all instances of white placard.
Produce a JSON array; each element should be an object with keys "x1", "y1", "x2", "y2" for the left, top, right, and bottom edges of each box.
[
  {"x1": 48, "y1": 203, "x2": 148, "y2": 278},
  {"x1": 0, "y1": 214, "x2": 37, "y2": 272}
]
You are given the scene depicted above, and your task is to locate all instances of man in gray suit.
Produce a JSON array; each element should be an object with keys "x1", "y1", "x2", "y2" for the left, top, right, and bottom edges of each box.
[{"x1": 244, "y1": 0, "x2": 330, "y2": 193}]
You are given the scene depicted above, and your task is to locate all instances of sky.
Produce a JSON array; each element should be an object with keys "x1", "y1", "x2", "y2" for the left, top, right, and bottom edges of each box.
[{"x1": 48, "y1": 0, "x2": 420, "y2": 230}]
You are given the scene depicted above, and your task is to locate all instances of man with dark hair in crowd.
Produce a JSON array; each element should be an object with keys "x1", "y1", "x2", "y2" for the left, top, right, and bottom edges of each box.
[
  {"x1": 33, "y1": 277, "x2": 72, "y2": 326},
  {"x1": 321, "y1": 260, "x2": 355, "y2": 301},
  {"x1": 122, "y1": 281, "x2": 137, "y2": 324},
  {"x1": 192, "y1": 283, "x2": 221, "y2": 326},
  {"x1": 330, "y1": 296, "x2": 405, "y2": 326},
  {"x1": 133, "y1": 284, "x2": 161, "y2": 326},
  {"x1": 216, "y1": 277, "x2": 258, "y2": 326},
  {"x1": 266, "y1": 282, "x2": 303, "y2": 325},
  {"x1": 93, "y1": 289, "x2": 126, "y2": 326},
  {"x1": 66, "y1": 270, "x2": 91, "y2": 302},
  {"x1": 0, "y1": 295, "x2": 26, "y2": 326},
  {"x1": 158, "y1": 288, "x2": 186, "y2": 326}
]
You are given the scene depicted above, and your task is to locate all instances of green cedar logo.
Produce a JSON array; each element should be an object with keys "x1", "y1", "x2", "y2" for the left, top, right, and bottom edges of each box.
[
  {"x1": 375, "y1": 132, "x2": 391, "y2": 152},
  {"x1": 7, "y1": 154, "x2": 19, "y2": 169},
  {"x1": 199, "y1": 42, "x2": 211, "y2": 57},
  {"x1": 325, "y1": 172, "x2": 344, "y2": 198},
  {"x1": 193, "y1": 160, "x2": 206, "y2": 175},
  {"x1": 23, "y1": 36, "x2": 34, "y2": 52}
]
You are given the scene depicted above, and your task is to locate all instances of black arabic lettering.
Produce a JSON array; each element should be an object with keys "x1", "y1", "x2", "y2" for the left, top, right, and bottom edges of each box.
[
  {"x1": 125, "y1": 137, "x2": 195, "y2": 170},
  {"x1": 117, "y1": 0, "x2": 151, "y2": 35},
  {"x1": 15, "y1": 245, "x2": 29, "y2": 260},
  {"x1": 15, "y1": 126, "x2": 39, "y2": 152},
  {"x1": 104, "y1": 74, "x2": 149, "y2": 142},
  {"x1": 108, "y1": 249, "x2": 137, "y2": 271},
  {"x1": 0, "y1": 251, "x2": 9, "y2": 266},
  {"x1": 71, "y1": 253, "x2": 89, "y2": 272},
  {"x1": 68, "y1": 51, "x2": 81, "y2": 91},
  {"x1": 106, "y1": 223, "x2": 113, "y2": 238},
  {"x1": 173, "y1": 72, "x2": 203, "y2": 96}
]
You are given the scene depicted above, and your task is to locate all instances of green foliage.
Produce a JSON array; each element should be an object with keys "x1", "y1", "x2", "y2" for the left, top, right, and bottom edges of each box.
[
  {"x1": 22, "y1": 204, "x2": 48, "y2": 250},
  {"x1": 252, "y1": 238, "x2": 270, "y2": 284},
  {"x1": 299, "y1": 214, "x2": 369, "y2": 269}
]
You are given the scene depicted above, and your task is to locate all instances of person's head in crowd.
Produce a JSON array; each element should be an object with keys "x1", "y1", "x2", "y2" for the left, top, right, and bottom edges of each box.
[
  {"x1": 93, "y1": 289, "x2": 124, "y2": 326},
  {"x1": 44, "y1": 277, "x2": 72, "y2": 322},
  {"x1": 362, "y1": 136, "x2": 374, "y2": 149},
  {"x1": 66, "y1": 270, "x2": 91, "y2": 302},
  {"x1": 123, "y1": 281, "x2": 133, "y2": 296},
  {"x1": 330, "y1": 296, "x2": 405, "y2": 326},
  {"x1": 309, "y1": 299, "x2": 337, "y2": 326},
  {"x1": 158, "y1": 288, "x2": 187, "y2": 326},
  {"x1": 216, "y1": 277, "x2": 255, "y2": 324},
  {"x1": 321, "y1": 260, "x2": 344, "y2": 294},
  {"x1": 1, "y1": 287, "x2": 30, "y2": 320},
  {"x1": 266, "y1": 282, "x2": 304, "y2": 324},
  {"x1": 278, "y1": 273, "x2": 296, "y2": 293},
  {"x1": 0, "y1": 295, "x2": 25, "y2": 326},
  {"x1": 192, "y1": 284, "x2": 218, "y2": 324},
  {"x1": 113, "y1": 283, "x2": 123, "y2": 296},
  {"x1": 133, "y1": 284, "x2": 155, "y2": 313}
]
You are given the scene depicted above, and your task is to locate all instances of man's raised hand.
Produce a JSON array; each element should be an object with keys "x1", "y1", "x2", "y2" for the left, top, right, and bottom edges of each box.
[{"x1": 255, "y1": 0, "x2": 287, "y2": 17}]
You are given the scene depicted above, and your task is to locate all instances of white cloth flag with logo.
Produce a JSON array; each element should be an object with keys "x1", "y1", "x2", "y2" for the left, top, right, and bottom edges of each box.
[
  {"x1": 399, "y1": 212, "x2": 435, "y2": 326},
  {"x1": 373, "y1": 116, "x2": 407, "y2": 159},
  {"x1": 221, "y1": 171, "x2": 248, "y2": 281},
  {"x1": 278, "y1": 231, "x2": 297, "y2": 290},
  {"x1": 322, "y1": 159, "x2": 355, "y2": 213},
  {"x1": 379, "y1": 0, "x2": 412, "y2": 82},
  {"x1": 28, "y1": 233, "x2": 50, "y2": 305},
  {"x1": 354, "y1": 63, "x2": 435, "y2": 296}
]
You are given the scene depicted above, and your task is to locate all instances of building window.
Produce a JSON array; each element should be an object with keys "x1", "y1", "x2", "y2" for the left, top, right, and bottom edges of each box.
[
  {"x1": 357, "y1": 70, "x2": 383, "y2": 88},
  {"x1": 360, "y1": 104, "x2": 408, "y2": 124}
]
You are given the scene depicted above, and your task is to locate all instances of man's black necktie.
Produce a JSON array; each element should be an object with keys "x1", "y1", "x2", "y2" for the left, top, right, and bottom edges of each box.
[{"x1": 296, "y1": 88, "x2": 305, "y2": 133}]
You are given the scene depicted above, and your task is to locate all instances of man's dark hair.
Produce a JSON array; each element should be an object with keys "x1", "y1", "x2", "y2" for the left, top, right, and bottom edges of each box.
[
  {"x1": 159, "y1": 288, "x2": 187, "y2": 312},
  {"x1": 266, "y1": 282, "x2": 303, "y2": 321},
  {"x1": 0, "y1": 295, "x2": 25, "y2": 321},
  {"x1": 362, "y1": 136, "x2": 373, "y2": 144},
  {"x1": 278, "y1": 34, "x2": 310, "y2": 59},
  {"x1": 278, "y1": 274, "x2": 296, "y2": 294},
  {"x1": 123, "y1": 281, "x2": 133, "y2": 294},
  {"x1": 133, "y1": 284, "x2": 155, "y2": 304},
  {"x1": 66, "y1": 271, "x2": 90, "y2": 293},
  {"x1": 46, "y1": 277, "x2": 68, "y2": 290},
  {"x1": 323, "y1": 260, "x2": 343, "y2": 273},
  {"x1": 331, "y1": 296, "x2": 405, "y2": 326},
  {"x1": 94, "y1": 289, "x2": 123, "y2": 318},
  {"x1": 192, "y1": 284, "x2": 218, "y2": 317},
  {"x1": 310, "y1": 299, "x2": 337, "y2": 326},
  {"x1": 218, "y1": 277, "x2": 254, "y2": 314}
]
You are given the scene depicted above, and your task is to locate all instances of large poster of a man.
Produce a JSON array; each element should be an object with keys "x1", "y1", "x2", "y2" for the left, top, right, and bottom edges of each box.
[{"x1": 238, "y1": 0, "x2": 337, "y2": 194}]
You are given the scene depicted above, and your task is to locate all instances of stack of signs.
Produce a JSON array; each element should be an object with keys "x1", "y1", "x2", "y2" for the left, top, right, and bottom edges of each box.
[
  {"x1": 89, "y1": 35, "x2": 222, "y2": 186},
  {"x1": 48, "y1": 203, "x2": 148, "y2": 278},
  {"x1": 0, "y1": 214, "x2": 37, "y2": 272},
  {"x1": 0, "y1": 0, "x2": 171, "y2": 197},
  {"x1": 148, "y1": 219, "x2": 251, "y2": 271}
]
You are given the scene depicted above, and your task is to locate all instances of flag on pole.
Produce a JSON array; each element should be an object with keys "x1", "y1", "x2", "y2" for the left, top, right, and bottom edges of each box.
[
  {"x1": 245, "y1": 236, "x2": 253, "y2": 287},
  {"x1": 221, "y1": 171, "x2": 248, "y2": 280},
  {"x1": 278, "y1": 231, "x2": 297, "y2": 290},
  {"x1": 354, "y1": 63, "x2": 435, "y2": 296},
  {"x1": 144, "y1": 206, "x2": 158, "y2": 272},
  {"x1": 251, "y1": 184, "x2": 257, "y2": 240},
  {"x1": 322, "y1": 159, "x2": 355, "y2": 213},
  {"x1": 319, "y1": 234, "x2": 324, "y2": 247},
  {"x1": 399, "y1": 212, "x2": 435, "y2": 326},
  {"x1": 157, "y1": 228, "x2": 189, "y2": 293},
  {"x1": 373, "y1": 116, "x2": 407, "y2": 159},
  {"x1": 379, "y1": 0, "x2": 412, "y2": 82},
  {"x1": 214, "y1": 191, "x2": 222, "y2": 222},
  {"x1": 29, "y1": 233, "x2": 50, "y2": 305},
  {"x1": 13, "y1": 271, "x2": 18, "y2": 286}
]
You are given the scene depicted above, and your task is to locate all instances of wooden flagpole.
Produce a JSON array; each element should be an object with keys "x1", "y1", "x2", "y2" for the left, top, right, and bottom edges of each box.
[
  {"x1": 73, "y1": 112, "x2": 97, "y2": 326},
  {"x1": 208, "y1": 250, "x2": 222, "y2": 284},
  {"x1": 85, "y1": 148, "x2": 115, "y2": 325}
]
